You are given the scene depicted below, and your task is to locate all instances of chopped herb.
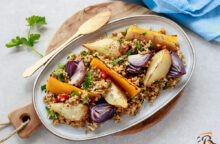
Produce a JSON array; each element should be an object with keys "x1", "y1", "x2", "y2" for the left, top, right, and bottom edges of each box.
[
  {"x1": 150, "y1": 42, "x2": 154, "y2": 47},
  {"x1": 144, "y1": 88, "x2": 148, "y2": 93},
  {"x1": 58, "y1": 73, "x2": 65, "y2": 82},
  {"x1": 48, "y1": 115, "x2": 54, "y2": 120},
  {"x1": 163, "y1": 83, "x2": 169, "y2": 90},
  {"x1": 135, "y1": 42, "x2": 141, "y2": 49},
  {"x1": 112, "y1": 57, "x2": 124, "y2": 66},
  {"x1": 108, "y1": 83, "x2": 112, "y2": 88},
  {"x1": 82, "y1": 96, "x2": 88, "y2": 105},
  {"x1": 45, "y1": 106, "x2": 50, "y2": 112},
  {"x1": 52, "y1": 111, "x2": 59, "y2": 118},
  {"x1": 122, "y1": 50, "x2": 132, "y2": 56},
  {"x1": 91, "y1": 50, "x2": 97, "y2": 55},
  {"x1": 67, "y1": 55, "x2": 70, "y2": 59},
  {"x1": 141, "y1": 98, "x2": 146, "y2": 104},
  {"x1": 141, "y1": 48, "x2": 145, "y2": 51},
  {"x1": 142, "y1": 32, "x2": 147, "y2": 36},
  {"x1": 181, "y1": 55, "x2": 184, "y2": 62},
  {"x1": 83, "y1": 69, "x2": 92, "y2": 90},
  {"x1": 125, "y1": 28, "x2": 128, "y2": 35},
  {"x1": 41, "y1": 84, "x2": 46, "y2": 91},
  {"x1": 154, "y1": 81, "x2": 159, "y2": 84},
  {"x1": 81, "y1": 50, "x2": 87, "y2": 56},
  {"x1": 71, "y1": 91, "x2": 79, "y2": 96},
  {"x1": 132, "y1": 96, "x2": 137, "y2": 99},
  {"x1": 118, "y1": 38, "x2": 123, "y2": 43},
  {"x1": 45, "y1": 106, "x2": 58, "y2": 120},
  {"x1": 57, "y1": 63, "x2": 65, "y2": 69}
]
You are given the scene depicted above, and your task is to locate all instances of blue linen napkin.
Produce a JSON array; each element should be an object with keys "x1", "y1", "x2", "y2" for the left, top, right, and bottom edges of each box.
[{"x1": 124, "y1": 0, "x2": 220, "y2": 42}]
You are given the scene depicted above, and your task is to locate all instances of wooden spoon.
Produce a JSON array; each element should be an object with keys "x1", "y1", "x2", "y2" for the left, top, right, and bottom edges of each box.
[{"x1": 23, "y1": 11, "x2": 111, "y2": 78}]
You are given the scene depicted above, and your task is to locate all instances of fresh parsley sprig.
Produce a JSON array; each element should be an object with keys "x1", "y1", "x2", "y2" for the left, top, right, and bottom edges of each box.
[
  {"x1": 83, "y1": 69, "x2": 92, "y2": 90},
  {"x1": 5, "y1": 15, "x2": 47, "y2": 57},
  {"x1": 112, "y1": 57, "x2": 124, "y2": 66}
]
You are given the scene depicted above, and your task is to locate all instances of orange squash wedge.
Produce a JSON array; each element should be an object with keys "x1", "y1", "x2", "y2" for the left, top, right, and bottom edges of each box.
[
  {"x1": 90, "y1": 58, "x2": 141, "y2": 97},
  {"x1": 125, "y1": 25, "x2": 178, "y2": 51},
  {"x1": 46, "y1": 76, "x2": 100, "y2": 98}
]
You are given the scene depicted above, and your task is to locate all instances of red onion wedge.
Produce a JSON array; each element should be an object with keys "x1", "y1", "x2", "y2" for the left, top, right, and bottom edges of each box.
[
  {"x1": 127, "y1": 64, "x2": 142, "y2": 74},
  {"x1": 65, "y1": 60, "x2": 87, "y2": 86},
  {"x1": 65, "y1": 60, "x2": 78, "y2": 78},
  {"x1": 167, "y1": 51, "x2": 186, "y2": 78},
  {"x1": 90, "y1": 103, "x2": 115, "y2": 123},
  {"x1": 128, "y1": 53, "x2": 152, "y2": 67}
]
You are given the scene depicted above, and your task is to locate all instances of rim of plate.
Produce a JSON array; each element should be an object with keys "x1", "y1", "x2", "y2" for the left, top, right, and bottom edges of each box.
[{"x1": 33, "y1": 15, "x2": 195, "y2": 141}]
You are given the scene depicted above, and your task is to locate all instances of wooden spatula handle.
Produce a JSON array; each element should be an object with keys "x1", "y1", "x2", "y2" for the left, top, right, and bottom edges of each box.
[{"x1": 8, "y1": 103, "x2": 42, "y2": 139}]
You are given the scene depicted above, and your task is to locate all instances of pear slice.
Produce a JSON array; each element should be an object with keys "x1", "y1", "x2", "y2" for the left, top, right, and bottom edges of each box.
[
  {"x1": 50, "y1": 103, "x2": 88, "y2": 121},
  {"x1": 144, "y1": 49, "x2": 171, "y2": 86},
  {"x1": 104, "y1": 82, "x2": 128, "y2": 108},
  {"x1": 83, "y1": 37, "x2": 120, "y2": 58}
]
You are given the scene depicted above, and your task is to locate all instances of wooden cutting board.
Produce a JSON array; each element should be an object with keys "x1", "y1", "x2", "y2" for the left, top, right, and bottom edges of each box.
[{"x1": 8, "y1": 1, "x2": 183, "y2": 139}]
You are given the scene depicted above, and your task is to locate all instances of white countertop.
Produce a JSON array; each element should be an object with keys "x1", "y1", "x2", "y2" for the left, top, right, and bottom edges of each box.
[{"x1": 0, "y1": 0, "x2": 220, "y2": 143}]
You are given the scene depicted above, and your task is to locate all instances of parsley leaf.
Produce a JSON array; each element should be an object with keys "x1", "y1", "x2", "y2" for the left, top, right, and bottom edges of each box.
[
  {"x1": 28, "y1": 34, "x2": 40, "y2": 46},
  {"x1": 58, "y1": 72, "x2": 65, "y2": 82},
  {"x1": 5, "y1": 36, "x2": 23, "y2": 48},
  {"x1": 26, "y1": 15, "x2": 47, "y2": 27},
  {"x1": 112, "y1": 57, "x2": 124, "y2": 66},
  {"x1": 81, "y1": 50, "x2": 87, "y2": 56},
  {"x1": 125, "y1": 28, "x2": 128, "y2": 35},
  {"x1": 118, "y1": 38, "x2": 123, "y2": 43},
  {"x1": 5, "y1": 15, "x2": 47, "y2": 57},
  {"x1": 181, "y1": 55, "x2": 184, "y2": 62},
  {"x1": 71, "y1": 91, "x2": 79, "y2": 96},
  {"x1": 41, "y1": 84, "x2": 46, "y2": 91},
  {"x1": 135, "y1": 42, "x2": 141, "y2": 49},
  {"x1": 163, "y1": 83, "x2": 169, "y2": 90},
  {"x1": 142, "y1": 32, "x2": 147, "y2": 36},
  {"x1": 154, "y1": 81, "x2": 159, "y2": 84},
  {"x1": 45, "y1": 106, "x2": 58, "y2": 120},
  {"x1": 122, "y1": 50, "x2": 132, "y2": 56},
  {"x1": 82, "y1": 96, "x2": 88, "y2": 105},
  {"x1": 150, "y1": 42, "x2": 154, "y2": 47},
  {"x1": 57, "y1": 63, "x2": 65, "y2": 69},
  {"x1": 83, "y1": 69, "x2": 92, "y2": 90}
]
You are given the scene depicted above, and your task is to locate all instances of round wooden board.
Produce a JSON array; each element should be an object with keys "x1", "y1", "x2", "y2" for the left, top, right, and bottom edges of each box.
[{"x1": 46, "y1": 1, "x2": 183, "y2": 135}]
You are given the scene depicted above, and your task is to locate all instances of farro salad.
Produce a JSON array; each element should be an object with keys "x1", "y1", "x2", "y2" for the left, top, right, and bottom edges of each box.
[{"x1": 42, "y1": 25, "x2": 186, "y2": 132}]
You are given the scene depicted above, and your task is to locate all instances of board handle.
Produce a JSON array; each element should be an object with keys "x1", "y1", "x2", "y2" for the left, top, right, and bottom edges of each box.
[{"x1": 8, "y1": 103, "x2": 42, "y2": 139}]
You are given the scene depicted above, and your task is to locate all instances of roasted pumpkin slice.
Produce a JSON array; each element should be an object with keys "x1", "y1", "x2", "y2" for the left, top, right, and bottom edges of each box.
[{"x1": 125, "y1": 25, "x2": 178, "y2": 51}]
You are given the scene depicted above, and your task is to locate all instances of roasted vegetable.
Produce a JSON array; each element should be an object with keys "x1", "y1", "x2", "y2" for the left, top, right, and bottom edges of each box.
[
  {"x1": 168, "y1": 51, "x2": 186, "y2": 77},
  {"x1": 46, "y1": 76, "x2": 100, "y2": 98},
  {"x1": 144, "y1": 49, "x2": 171, "y2": 86},
  {"x1": 50, "y1": 103, "x2": 88, "y2": 121},
  {"x1": 90, "y1": 103, "x2": 115, "y2": 123},
  {"x1": 128, "y1": 53, "x2": 152, "y2": 67},
  {"x1": 104, "y1": 82, "x2": 128, "y2": 108},
  {"x1": 90, "y1": 58, "x2": 141, "y2": 97},
  {"x1": 127, "y1": 64, "x2": 142, "y2": 74},
  {"x1": 83, "y1": 37, "x2": 120, "y2": 58},
  {"x1": 125, "y1": 25, "x2": 178, "y2": 51},
  {"x1": 65, "y1": 60, "x2": 87, "y2": 86},
  {"x1": 65, "y1": 60, "x2": 77, "y2": 78}
]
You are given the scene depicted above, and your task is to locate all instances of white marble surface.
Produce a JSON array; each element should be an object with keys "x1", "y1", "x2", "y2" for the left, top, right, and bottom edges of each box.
[{"x1": 0, "y1": 0, "x2": 219, "y2": 143}]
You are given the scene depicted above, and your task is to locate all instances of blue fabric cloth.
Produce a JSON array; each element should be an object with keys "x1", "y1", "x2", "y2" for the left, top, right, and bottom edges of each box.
[{"x1": 126, "y1": 0, "x2": 220, "y2": 42}]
